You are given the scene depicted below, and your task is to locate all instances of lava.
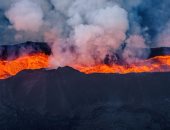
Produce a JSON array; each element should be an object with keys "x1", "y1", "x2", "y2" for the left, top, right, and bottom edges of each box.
[
  {"x1": 73, "y1": 55, "x2": 170, "y2": 74},
  {"x1": 1, "y1": 53, "x2": 170, "y2": 79},
  {"x1": 0, "y1": 53, "x2": 48, "y2": 79}
]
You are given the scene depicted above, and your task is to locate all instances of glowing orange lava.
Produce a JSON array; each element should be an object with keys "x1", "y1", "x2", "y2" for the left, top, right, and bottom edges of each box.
[
  {"x1": 73, "y1": 55, "x2": 170, "y2": 74},
  {"x1": 1, "y1": 53, "x2": 170, "y2": 79},
  {"x1": 0, "y1": 53, "x2": 49, "y2": 79}
]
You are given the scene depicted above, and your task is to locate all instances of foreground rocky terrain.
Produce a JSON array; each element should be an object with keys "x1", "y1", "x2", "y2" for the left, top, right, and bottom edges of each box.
[{"x1": 0, "y1": 67, "x2": 169, "y2": 129}]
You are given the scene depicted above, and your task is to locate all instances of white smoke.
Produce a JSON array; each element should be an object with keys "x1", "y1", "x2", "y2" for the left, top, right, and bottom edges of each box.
[
  {"x1": 5, "y1": 0, "x2": 44, "y2": 32},
  {"x1": 123, "y1": 35, "x2": 149, "y2": 63},
  {"x1": 46, "y1": 1, "x2": 130, "y2": 66},
  {"x1": 156, "y1": 21, "x2": 170, "y2": 47},
  {"x1": 2, "y1": 0, "x2": 169, "y2": 67}
]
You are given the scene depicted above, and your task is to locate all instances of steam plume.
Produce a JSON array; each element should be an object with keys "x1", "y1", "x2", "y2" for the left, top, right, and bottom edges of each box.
[{"x1": 0, "y1": 0, "x2": 169, "y2": 67}]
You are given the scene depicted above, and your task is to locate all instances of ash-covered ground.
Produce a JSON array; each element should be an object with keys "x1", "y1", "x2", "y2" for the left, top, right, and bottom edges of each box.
[{"x1": 0, "y1": 67, "x2": 170, "y2": 130}]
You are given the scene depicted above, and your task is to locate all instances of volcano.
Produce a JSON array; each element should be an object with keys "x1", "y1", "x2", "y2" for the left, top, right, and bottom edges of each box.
[
  {"x1": 1, "y1": 0, "x2": 170, "y2": 129},
  {"x1": 0, "y1": 67, "x2": 170, "y2": 129}
]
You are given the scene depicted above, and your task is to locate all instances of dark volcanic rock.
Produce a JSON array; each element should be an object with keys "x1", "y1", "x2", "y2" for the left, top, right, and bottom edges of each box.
[
  {"x1": 0, "y1": 67, "x2": 170, "y2": 129},
  {"x1": 0, "y1": 41, "x2": 51, "y2": 60},
  {"x1": 149, "y1": 47, "x2": 170, "y2": 58},
  {"x1": 0, "y1": 41, "x2": 170, "y2": 62}
]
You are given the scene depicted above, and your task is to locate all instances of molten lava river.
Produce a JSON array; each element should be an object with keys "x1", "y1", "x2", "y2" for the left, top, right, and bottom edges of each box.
[
  {"x1": 0, "y1": 53, "x2": 170, "y2": 79},
  {"x1": 0, "y1": 53, "x2": 48, "y2": 79}
]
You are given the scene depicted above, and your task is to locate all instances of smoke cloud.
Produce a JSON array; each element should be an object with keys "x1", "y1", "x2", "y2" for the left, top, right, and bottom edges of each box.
[
  {"x1": 156, "y1": 21, "x2": 170, "y2": 47},
  {"x1": 5, "y1": 0, "x2": 44, "y2": 32},
  {"x1": 0, "y1": 0, "x2": 169, "y2": 67}
]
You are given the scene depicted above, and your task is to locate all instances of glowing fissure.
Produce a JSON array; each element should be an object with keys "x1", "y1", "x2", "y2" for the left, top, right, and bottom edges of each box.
[{"x1": 1, "y1": 54, "x2": 170, "y2": 79}]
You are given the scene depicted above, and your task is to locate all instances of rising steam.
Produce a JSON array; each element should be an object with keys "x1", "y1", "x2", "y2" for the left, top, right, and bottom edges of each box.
[{"x1": 0, "y1": 0, "x2": 169, "y2": 67}]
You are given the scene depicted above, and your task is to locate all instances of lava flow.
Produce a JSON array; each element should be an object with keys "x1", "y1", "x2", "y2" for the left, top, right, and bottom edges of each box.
[
  {"x1": 1, "y1": 53, "x2": 170, "y2": 79},
  {"x1": 0, "y1": 53, "x2": 49, "y2": 79},
  {"x1": 73, "y1": 55, "x2": 170, "y2": 74}
]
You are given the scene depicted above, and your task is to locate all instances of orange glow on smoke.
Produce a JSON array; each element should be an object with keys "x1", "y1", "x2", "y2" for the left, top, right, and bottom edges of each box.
[
  {"x1": 1, "y1": 53, "x2": 170, "y2": 79},
  {"x1": 0, "y1": 53, "x2": 48, "y2": 79}
]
